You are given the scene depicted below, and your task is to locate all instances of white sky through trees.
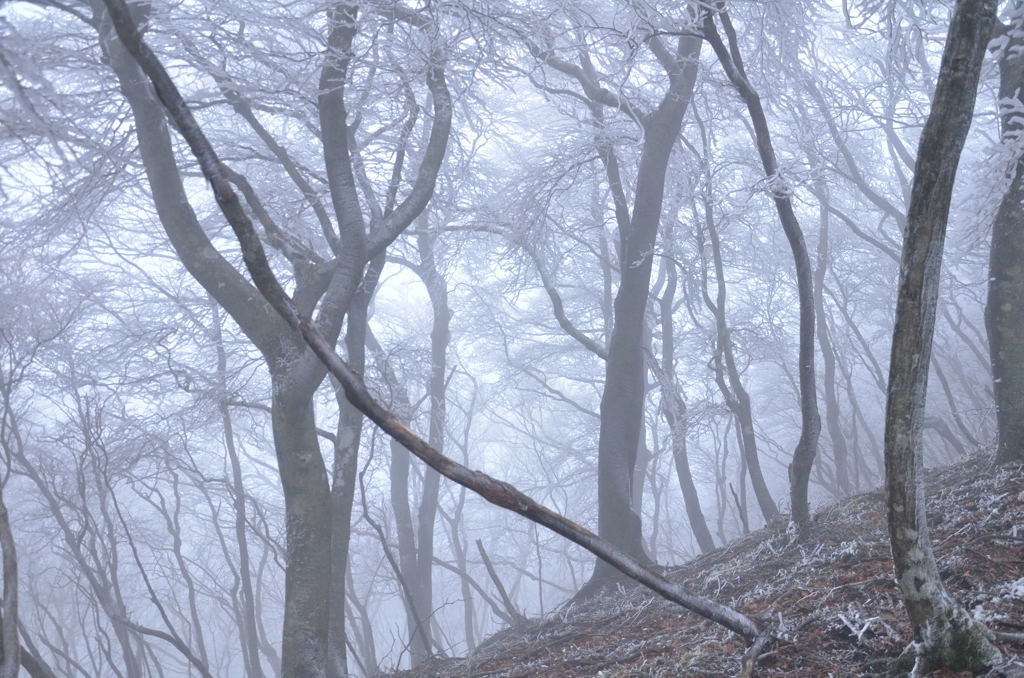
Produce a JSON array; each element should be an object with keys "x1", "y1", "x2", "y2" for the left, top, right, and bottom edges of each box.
[{"x1": 0, "y1": 0, "x2": 1014, "y2": 675}]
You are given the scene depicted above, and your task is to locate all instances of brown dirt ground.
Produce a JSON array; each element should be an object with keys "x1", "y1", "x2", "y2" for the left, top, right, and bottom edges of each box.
[{"x1": 387, "y1": 453, "x2": 1024, "y2": 677}]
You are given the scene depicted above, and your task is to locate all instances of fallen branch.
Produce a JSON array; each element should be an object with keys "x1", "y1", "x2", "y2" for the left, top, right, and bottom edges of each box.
[
  {"x1": 737, "y1": 628, "x2": 773, "y2": 678},
  {"x1": 99, "y1": 0, "x2": 762, "y2": 643}
]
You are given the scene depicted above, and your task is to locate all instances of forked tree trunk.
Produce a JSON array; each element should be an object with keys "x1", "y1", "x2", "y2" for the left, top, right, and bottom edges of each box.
[
  {"x1": 883, "y1": 0, "x2": 1002, "y2": 672},
  {"x1": 526, "y1": 10, "x2": 704, "y2": 586},
  {"x1": 98, "y1": 8, "x2": 334, "y2": 672},
  {"x1": 95, "y1": 1, "x2": 451, "y2": 674},
  {"x1": 591, "y1": 29, "x2": 704, "y2": 586}
]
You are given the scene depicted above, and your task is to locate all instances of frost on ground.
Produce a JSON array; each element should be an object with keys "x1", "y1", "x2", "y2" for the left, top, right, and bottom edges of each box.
[{"x1": 387, "y1": 454, "x2": 1024, "y2": 677}]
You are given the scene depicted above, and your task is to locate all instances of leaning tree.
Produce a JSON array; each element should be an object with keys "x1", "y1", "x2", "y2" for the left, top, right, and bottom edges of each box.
[{"x1": 883, "y1": 0, "x2": 1003, "y2": 672}]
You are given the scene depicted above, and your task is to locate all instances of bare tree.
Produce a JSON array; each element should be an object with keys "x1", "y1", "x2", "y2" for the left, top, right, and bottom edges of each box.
[
  {"x1": 703, "y1": 1, "x2": 821, "y2": 533},
  {"x1": 883, "y1": 0, "x2": 1002, "y2": 672},
  {"x1": 519, "y1": 1, "x2": 706, "y2": 583},
  {"x1": 691, "y1": 139, "x2": 780, "y2": 526},
  {"x1": 653, "y1": 242, "x2": 715, "y2": 553},
  {"x1": 2, "y1": 0, "x2": 1017, "y2": 673},
  {"x1": 87, "y1": 0, "x2": 452, "y2": 673}
]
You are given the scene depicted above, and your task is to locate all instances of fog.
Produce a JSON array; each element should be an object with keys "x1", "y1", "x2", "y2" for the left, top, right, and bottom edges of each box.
[{"x1": 0, "y1": 0, "x2": 1016, "y2": 676}]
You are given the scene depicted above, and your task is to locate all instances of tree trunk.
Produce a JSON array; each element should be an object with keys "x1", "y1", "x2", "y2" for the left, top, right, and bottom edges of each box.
[
  {"x1": 0, "y1": 490, "x2": 17, "y2": 678},
  {"x1": 212, "y1": 307, "x2": 267, "y2": 678},
  {"x1": 704, "y1": 4, "x2": 821, "y2": 532},
  {"x1": 591, "y1": 32, "x2": 703, "y2": 585},
  {"x1": 698, "y1": 196, "x2": 779, "y2": 525},
  {"x1": 883, "y1": 1, "x2": 1002, "y2": 672},
  {"x1": 19, "y1": 646, "x2": 59, "y2": 678},
  {"x1": 270, "y1": 380, "x2": 333, "y2": 677},
  {"x1": 988, "y1": 4, "x2": 1024, "y2": 465},
  {"x1": 411, "y1": 230, "x2": 450, "y2": 664},
  {"x1": 97, "y1": 11, "x2": 333, "y2": 674},
  {"x1": 658, "y1": 258, "x2": 715, "y2": 553},
  {"x1": 95, "y1": 1, "x2": 451, "y2": 674},
  {"x1": 327, "y1": 254, "x2": 384, "y2": 678},
  {"x1": 812, "y1": 185, "x2": 852, "y2": 496}
]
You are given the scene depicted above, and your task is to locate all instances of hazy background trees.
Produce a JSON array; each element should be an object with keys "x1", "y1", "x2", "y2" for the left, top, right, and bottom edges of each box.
[{"x1": 0, "y1": 0, "x2": 1015, "y2": 675}]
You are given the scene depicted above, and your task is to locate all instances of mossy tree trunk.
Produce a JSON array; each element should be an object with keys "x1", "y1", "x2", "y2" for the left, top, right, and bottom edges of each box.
[{"x1": 883, "y1": 0, "x2": 1002, "y2": 673}]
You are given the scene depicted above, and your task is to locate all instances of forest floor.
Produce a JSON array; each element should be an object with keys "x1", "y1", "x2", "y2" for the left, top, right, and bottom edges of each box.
[{"x1": 388, "y1": 453, "x2": 1024, "y2": 677}]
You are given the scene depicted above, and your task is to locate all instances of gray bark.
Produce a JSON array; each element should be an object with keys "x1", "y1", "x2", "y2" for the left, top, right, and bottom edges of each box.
[
  {"x1": 212, "y1": 308, "x2": 267, "y2": 678},
  {"x1": 373, "y1": 236, "x2": 450, "y2": 668},
  {"x1": 95, "y1": 7, "x2": 330, "y2": 671},
  {"x1": 19, "y1": 646, "x2": 59, "y2": 678},
  {"x1": 697, "y1": 193, "x2": 779, "y2": 525},
  {"x1": 327, "y1": 254, "x2": 384, "y2": 678},
  {"x1": 0, "y1": 490, "x2": 17, "y2": 678},
  {"x1": 410, "y1": 231, "x2": 451, "y2": 664},
  {"x1": 883, "y1": 0, "x2": 1002, "y2": 672},
  {"x1": 988, "y1": 5, "x2": 1024, "y2": 465},
  {"x1": 657, "y1": 260, "x2": 715, "y2": 553},
  {"x1": 812, "y1": 186, "x2": 853, "y2": 496},
  {"x1": 704, "y1": 4, "x2": 821, "y2": 532},
  {"x1": 591, "y1": 29, "x2": 704, "y2": 585},
  {"x1": 269, "y1": 382, "x2": 332, "y2": 677}
]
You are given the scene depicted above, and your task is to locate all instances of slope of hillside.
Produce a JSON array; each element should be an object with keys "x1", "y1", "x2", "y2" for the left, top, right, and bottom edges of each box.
[{"x1": 391, "y1": 454, "x2": 1024, "y2": 677}]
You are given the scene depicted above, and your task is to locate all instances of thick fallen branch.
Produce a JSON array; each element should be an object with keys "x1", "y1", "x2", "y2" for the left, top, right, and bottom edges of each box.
[{"x1": 99, "y1": 0, "x2": 762, "y2": 643}]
